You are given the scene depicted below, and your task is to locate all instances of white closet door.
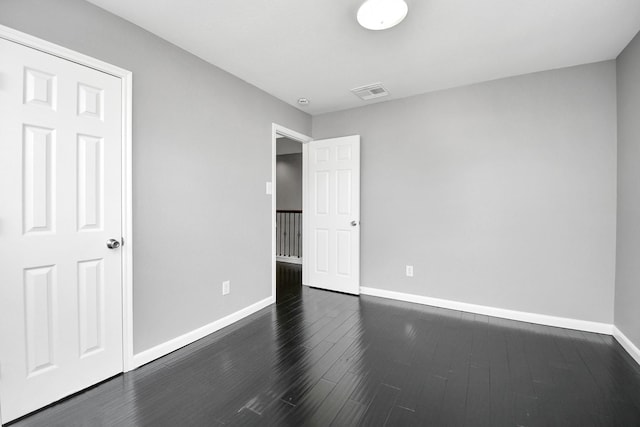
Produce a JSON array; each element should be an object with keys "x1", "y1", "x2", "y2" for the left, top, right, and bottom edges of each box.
[{"x1": 0, "y1": 37, "x2": 123, "y2": 423}]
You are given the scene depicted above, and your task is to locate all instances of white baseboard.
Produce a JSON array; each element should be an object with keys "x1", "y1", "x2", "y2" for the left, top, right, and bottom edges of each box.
[
  {"x1": 359, "y1": 287, "x2": 613, "y2": 335},
  {"x1": 132, "y1": 296, "x2": 275, "y2": 368},
  {"x1": 129, "y1": 288, "x2": 639, "y2": 372},
  {"x1": 276, "y1": 256, "x2": 302, "y2": 265},
  {"x1": 613, "y1": 326, "x2": 640, "y2": 366}
]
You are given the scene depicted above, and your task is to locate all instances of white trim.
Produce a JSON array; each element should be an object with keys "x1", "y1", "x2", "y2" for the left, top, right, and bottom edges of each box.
[
  {"x1": 302, "y1": 142, "x2": 310, "y2": 287},
  {"x1": 276, "y1": 256, "x2": 303, "y2": 265},
  {"x1": 360, "y1": 287, "x2": 613, "y2": 335},
  {"x1": 121, "y1": 75, "x2": 134, "y2": 372},
  {"x1": 0, "y1": 25, "x2": 131, "y2": 78},
  {"x1": 0, "y1": 25, "x2": 135, "y2": 372},
  {"x1": 613, "y1": 326, "x2": 640, "y2": 366},
  {"x1": 271, "y1": 124, "x2": 312, "y2": 301},
  {"x1": 132, "y1": 296, "x2": 274, "y2": 368}
]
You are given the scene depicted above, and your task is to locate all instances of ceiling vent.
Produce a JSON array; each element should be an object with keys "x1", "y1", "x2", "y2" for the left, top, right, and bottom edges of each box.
[{"x1": 350, "y1": 82, "x2": 389, "y2": 100}]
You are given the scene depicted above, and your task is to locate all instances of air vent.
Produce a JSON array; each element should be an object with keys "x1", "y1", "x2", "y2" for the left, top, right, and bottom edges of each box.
[{"x1": 350, "y1": 83, "x2": 389, "y2": 100}]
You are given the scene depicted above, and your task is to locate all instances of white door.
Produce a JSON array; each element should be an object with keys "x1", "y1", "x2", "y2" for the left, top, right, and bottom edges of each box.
[
  {"x1": 306, "y1": 135, "x2": 360, "y2": 295},
  {"x1": 0, "y1": 38, "x2": 123, "y2": 423}
]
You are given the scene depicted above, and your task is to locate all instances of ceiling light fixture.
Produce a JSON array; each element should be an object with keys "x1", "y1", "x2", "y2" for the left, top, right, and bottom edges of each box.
[
  {"x1": 297, "y1": 98, "x2": 310, "y2": 105},
  {"x1": 357, "y1": 0, "x2": 408, "y2": 31}
]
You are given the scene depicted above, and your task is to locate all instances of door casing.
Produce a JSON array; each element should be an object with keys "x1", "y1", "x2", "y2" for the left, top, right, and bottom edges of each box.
[{"x1": 0, "y1": 25, "x2": 135, "y2": 376}]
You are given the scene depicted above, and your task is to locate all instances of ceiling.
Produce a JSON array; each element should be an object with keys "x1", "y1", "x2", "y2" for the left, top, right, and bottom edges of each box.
[{"x1": 86, "y1": 0, "x2": 640, "y2": 115}]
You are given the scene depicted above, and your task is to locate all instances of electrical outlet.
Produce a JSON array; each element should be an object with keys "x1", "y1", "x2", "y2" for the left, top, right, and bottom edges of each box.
[
  {"x1": 406, "y1": 265, "x2": 414, "y2": 277},
  {"x1": 222, "y1": 280, "x2": 230, "y2": 295}
]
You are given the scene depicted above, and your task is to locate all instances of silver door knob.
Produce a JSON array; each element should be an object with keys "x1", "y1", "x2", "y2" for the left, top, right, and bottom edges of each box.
[
  {"x1": 106, "y1": 239, "x2": 121, "y2": 249},
  {"x1": 350, "y1": 220, "x2": 358, "y2": 227}
]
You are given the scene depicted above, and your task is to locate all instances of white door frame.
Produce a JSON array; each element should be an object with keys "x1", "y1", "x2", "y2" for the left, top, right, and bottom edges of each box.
[
  {"x1": 271, "y1": 124, "x2": 312, "y2": 298},
  {"x1": 0, "y1": 25, "x2": 135, "y2": 373}
]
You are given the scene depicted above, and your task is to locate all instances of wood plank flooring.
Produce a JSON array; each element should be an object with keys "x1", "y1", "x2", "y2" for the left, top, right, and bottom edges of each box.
[{"x1": 10, "y1": 262, "x2": 640, "y2": 426}]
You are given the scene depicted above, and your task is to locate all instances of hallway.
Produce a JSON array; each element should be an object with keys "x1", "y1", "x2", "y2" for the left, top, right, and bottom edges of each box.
[{"x1": 276, "y1": 261, "x2": 302, "y2": 303}]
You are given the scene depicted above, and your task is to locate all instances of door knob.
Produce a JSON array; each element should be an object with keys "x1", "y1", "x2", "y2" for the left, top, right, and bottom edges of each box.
[
  {"x1": 106, "y1": 239, "x2": 121, "y2": 249},
  {"x1": 350, "y1": 220, "x2": 358, "y2": 227}
]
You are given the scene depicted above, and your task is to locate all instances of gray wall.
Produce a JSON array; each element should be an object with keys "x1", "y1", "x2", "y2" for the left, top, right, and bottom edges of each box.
[
  {"x1": 313, "y1": 62, "x2": 617, "y2": 324},
  {"x1": 615, "y1": 31, "x2": 640, "y2": 350},
  {"x1": 276, "y1": 137, "x2": 303, "y2": 155},
  {"x1": 0, "y1": 0, "x2": 311, "y2": 353},
  {"x1": 276, "y1": 154, "x2": 303, "y2": 211}
]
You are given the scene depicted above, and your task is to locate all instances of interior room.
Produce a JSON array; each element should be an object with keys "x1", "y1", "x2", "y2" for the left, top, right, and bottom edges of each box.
[{"x1": 0, "y1": 0, "x2": 639, "y2": 425}]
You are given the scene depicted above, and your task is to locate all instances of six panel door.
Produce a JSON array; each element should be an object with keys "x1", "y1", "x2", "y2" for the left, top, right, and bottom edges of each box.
[
  {"x1": 307, "y1": 135, "x2": 360, "y2": 295},
  {"x1": 0, "y1": 38, "x2": 123, "y2": 423}
]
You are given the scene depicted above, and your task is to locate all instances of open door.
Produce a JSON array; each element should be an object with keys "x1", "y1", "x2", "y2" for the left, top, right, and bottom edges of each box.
[{"x1": 306, "y1": 135, "x2": 360, "y2": 295}]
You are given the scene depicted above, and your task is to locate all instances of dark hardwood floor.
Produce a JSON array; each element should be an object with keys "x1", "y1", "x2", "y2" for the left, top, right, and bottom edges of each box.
[
  {"x1": 10, "y1": 262, "x2": 640, "y2": 426},
  {"x1": 276, "y1": 261, "x2": 302, "y2": 303}
]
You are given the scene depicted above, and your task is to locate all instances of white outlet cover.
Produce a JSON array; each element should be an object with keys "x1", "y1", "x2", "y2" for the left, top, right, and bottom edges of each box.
[
  {"x1": 222, "y1": 280, "x2": 230, "y2": 295},
  {"x1": 266, "y1": 181, "x2": 273, "y2": 195},
  {"x1": 406, "y1": 265, "x2": 414, "y2": 277}
]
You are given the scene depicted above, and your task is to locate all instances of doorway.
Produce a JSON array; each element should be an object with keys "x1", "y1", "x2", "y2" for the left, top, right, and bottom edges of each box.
[
  {"x1": 271, "y1": 125, "x2": 312, "y2": 302},
  {"x1": 275, "y1": 135, "x2": 303, "y2": 301},
  {"x1": 271, "y1": 125, "x2": 362, "y2": 301}
]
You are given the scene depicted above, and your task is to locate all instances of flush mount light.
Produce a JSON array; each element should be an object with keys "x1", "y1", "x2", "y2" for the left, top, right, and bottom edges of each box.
[
  {"x1": 297, "y1": 98, "x2": 310, "y2": 105},
  {"x1": 357, "y1": 0, "x2": 408, "y2": 31}
]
